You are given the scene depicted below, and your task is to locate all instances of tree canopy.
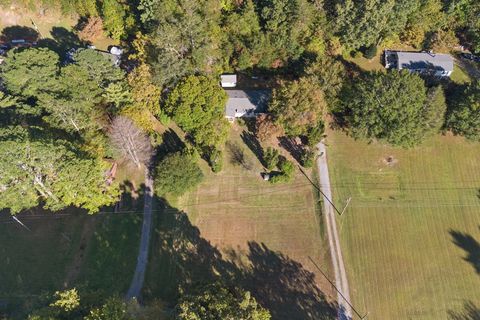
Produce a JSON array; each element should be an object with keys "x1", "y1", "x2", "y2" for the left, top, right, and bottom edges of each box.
[
  {"x1": 446, "y1": 81, "x2": 480, "y2": 141},
  {"x1": 340, "y1": 70, "x2": 445, "y2": 147}
]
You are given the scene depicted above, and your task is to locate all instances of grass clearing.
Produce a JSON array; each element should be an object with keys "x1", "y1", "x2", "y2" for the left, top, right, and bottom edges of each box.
[
  {"x1": 451, "y1": 64, "x2": 472, "y2": 84},
  {"x1": 327, "y1": 130, "x2": 480, "y2": 319},
  {"x1": 144, "y1": 126, "x2": 336, "y2": 319}
]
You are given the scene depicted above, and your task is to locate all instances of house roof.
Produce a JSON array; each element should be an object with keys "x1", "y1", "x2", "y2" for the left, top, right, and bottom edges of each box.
[
  {"x1": 221, "y1": 74, "x2": 237, "y2": 83},
  {"x1": 225, "y1": 90, "x2": 270, "y2": 117},
  {"x1": 396, "y1": 52, "x2": 453, "y2": 72}
]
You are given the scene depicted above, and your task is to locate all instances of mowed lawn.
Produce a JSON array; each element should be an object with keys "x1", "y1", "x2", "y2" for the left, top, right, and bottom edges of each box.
[
  {"x1": 144, "y1": 126, "x2": 336, "y2": 319},
  {"x1": 327, "y1": 130, "x2": 480, "y2": 319}
]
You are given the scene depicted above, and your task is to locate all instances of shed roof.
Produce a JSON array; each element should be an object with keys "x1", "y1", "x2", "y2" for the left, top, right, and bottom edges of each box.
[
  {"x1": 396, "y1": 52, "x2": 453, "y2": 72},
  {"x1": 221, "y1": 74, "x2": 237, "y2": 83},
  {"x1": 225, "y1": 90, "x2": 270, "y2": 117}
]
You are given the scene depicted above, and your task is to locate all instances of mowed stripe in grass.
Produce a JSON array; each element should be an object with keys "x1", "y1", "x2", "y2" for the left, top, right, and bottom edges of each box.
[{"x1": 328, "y1": 131, "x2": 480, "y2": 319}]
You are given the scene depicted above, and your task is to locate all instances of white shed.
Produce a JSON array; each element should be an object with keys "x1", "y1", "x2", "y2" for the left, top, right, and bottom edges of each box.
[{"x1": 221, "y1": 74, "x2": 237, "y2": 88}]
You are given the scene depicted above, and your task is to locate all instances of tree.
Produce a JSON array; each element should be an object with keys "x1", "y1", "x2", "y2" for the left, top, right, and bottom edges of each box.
[
  {"x1": 269, "y1": 158, "x2": 294, "y2": 183},
  {"x1": 85, "y1": 297, "x2": 132, "y2": 320},
  {"x1": 49, "y1": 289, "x2": 80, "y2": 312},
  {"x1": 176, "y1": 283, "x2": 271, "y2": 320},
  {"x1": 149, "y1": 0, "x2": 223, "y2": 87},
  {"x1": 269, "y1": 77, "x2": 326, "y2": 137},
  {"x1": 334, "y1": 0, "x2": 417, "y2": 50},
  {"x1": 424, "y1": 28, "x2": 459, "y2": 52},
  {"x1": 109, "y1": 116, "x2": 153, "y2": 168},
  {"x1": 73, "y1": 49, "x2": 124, "y2": 87},
  {"x1": 122, "y1": 63, "x2": 162, "y2": 133},
  {"x1": 101, "y1": 0, "x2": 127, "y2": 40},
  {"x1": 305, "y1": 55, "x2": 345, "y2": 104},
  {"x1": 78, "y1": 17, "x2": 105, "y2": 42},
  {"x1": 103, "y1": 82, "x2": 133, "y2": 112},
  {"x1": 255, "y1": 114, "x2": 283, "y2": 142},
  {"x1": 341, "y1": 70, "x2": 437, "y2": 147},
  {"x1": 263, "y1": 147, "x2": 280, "y2": 170},
  {"x1": 154, "y1": 151, "x2": 204, "y2": 197},
  {"x1": 0, "y1": 128, "x2": 119, "y2": 214},
  {"x1": 424, "y1": 86, "x2": 447, "y2": 134},
  {"x1": 164, "y1": 75, "x2": 229, "y2": 149},
  {"x1": 1, "y1": 48, "x2": 59, "y2": 98},
  {"x1": 446, "y1": 81, "x2": 480, "y2": 141}
]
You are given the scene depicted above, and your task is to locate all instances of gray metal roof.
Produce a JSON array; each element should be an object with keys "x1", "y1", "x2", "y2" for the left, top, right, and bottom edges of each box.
[
  {"x1": 396, "y1": 52, "x2": 453, "y2": 72},
  {"x1": 221, "y1": 74, "x2": 237, "y2": 83},
  {"x1": 225, "y1": 90, "x2": 270, "y2": 117}
]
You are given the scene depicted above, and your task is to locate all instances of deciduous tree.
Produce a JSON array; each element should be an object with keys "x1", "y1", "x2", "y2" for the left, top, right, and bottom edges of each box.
[
  {"x1": 446, "y1": 81, "x2": 480, "y2": 141},
  {"x1": 109, "y1": 116, "x2": 153, "y2": 168}
]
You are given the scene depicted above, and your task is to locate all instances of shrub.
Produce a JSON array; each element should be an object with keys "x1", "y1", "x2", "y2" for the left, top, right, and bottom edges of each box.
[
  {"x1": 209, "y1": 148, "x2": 224, "y2": 173},
  {"x1": 301, "y1": 150, "x2": 315, "y2": 168},
  {"x1": 263, "y1": 147, "x2": 280, "y2": 170},
  {"x1": 154, "y1": 151, "x2": 203, "y2": 197},
  {"x1": 364, "y1": 45, "x2": 377, "y2": 59}
]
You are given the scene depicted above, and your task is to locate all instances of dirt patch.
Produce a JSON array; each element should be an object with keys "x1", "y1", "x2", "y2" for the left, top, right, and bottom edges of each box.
[{"x1": 382, "y1": 155, "x2": 398, "y2": 166}]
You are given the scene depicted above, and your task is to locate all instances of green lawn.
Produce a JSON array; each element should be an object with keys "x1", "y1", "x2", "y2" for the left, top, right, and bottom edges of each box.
[
  {"x1": 451, "y1": 64, "x2": 472, "y2": 84},
  {"x1": 327, "y1": 130, "x2": 480, "y2": 319},
  {"x1": 144, "y1": 126, "x2": 336, "y2": 319},
  {"x1": 0, "y1": 175, "x2": 144, "y2": 318}
]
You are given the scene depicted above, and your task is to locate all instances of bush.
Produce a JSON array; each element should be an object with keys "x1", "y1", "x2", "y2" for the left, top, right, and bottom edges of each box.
[
  {"x1": 353, "y1": 51, "x2": 363, "y2": 58},
  {"x1": 306, "y1": 123, "x2": 324, "y2": 147},
  {"x1": 154, "y1": 151, "x2": 203, "y2": 197},
  {"x1": 301, "y1": 150, "x2": 315, "y2": 168},
  {"x1": 364, "y1": 45, "x2": 377, "y2": 59},
  {"x1": 263, "y1": 147, "x2": 280, "y2": 170},
  {"x1": 208, "y1": 148, "x2": 223, "y2": 173},
  {"x1": 270, "y1": 158, "x2": 295, "y2": 184}
]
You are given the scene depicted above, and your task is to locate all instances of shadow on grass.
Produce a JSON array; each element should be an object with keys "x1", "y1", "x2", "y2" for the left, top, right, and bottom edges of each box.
[
  {"x1": 448, "y1": 301, "x2": 480, "y2": 320},
  {"x1": 0, "y1": 26, "x2": 39, "y2": 43},
  {"x1": 241, "y1": 130, "x2": 266, "y2": 168},
  {"x1": 144, "y1": 199, "x2": 337, "y2": 320},
  {"x1": 450, "y1": 228, "x2": 480, "y2": 274}
]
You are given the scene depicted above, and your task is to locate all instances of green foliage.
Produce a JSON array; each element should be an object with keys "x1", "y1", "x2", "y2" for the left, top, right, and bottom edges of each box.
[
  {"x1": 334, "y1": 0, "x2": 418, "y2": 50},
  {"x1": 263, "y1": 147, "x2": 280, "y2": 171},
  {"x1": 341, "y1": 70, "x2": 443, "y2": 147},
  {"x1": 424, "y1": 85, "x2": 447, "y2": 134},
  {"x1": 269, "y1": 77, "x2": 326, "y2": 137},
  {"x1": 208, "y1": 148, "x2": 224, "y2": 173},
  {"x1": 1, "y1": 48, "x2": 59, "y2": 98},
  {"x1": 446, "y1": 81, "x2": 480, "y2": 141},
  {"x1": 73, "y1": 49, "x2": 125, "y2": 87},
  {"x1": 49, "y1": 289, "x2": 80, "y2": 312},
  {"x1": 101, "y1": 0, "x2": 127, "y2": 40},
  {"x1": 270, "y1": 158, "x2": 295, "y2": 184},
  {"x1": 85, "y1": 297, "x2": 132, "y2": 320},
  {"x1": 364, "y1": 45, "x2": 377, "y2": 59},
  {"x1": 164, "y1": 75, "x2": 229, "y2": 149},
  {"x1": 103, "y1": 82, "x2": 132, "y2": 112},
  {"x1": 149, "y1": 0, "x2": 223, "y2": 87},
  {"x1": 305, "y1": 55, "x2": 346, "y2": 105},
  {"x1": 301, "y1": 150, "x2": 315, "y2": 168},
  {"x1": 306, "y1": 124, "x2": 324, "y2": 147},
  {"x1": 0, "y1": 128, "x2": 120, "y2": 214},
  {"x1": 176, "y1": 283, "x2": 271, "y2": 320},
  {"x1": 154, "y1": 151, "x2": 204, "y2": 197}
]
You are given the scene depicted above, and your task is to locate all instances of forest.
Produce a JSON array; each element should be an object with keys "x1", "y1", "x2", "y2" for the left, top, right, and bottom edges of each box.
[{"x1": 0, "y1": 0, "x2": 479, "y2": 319}]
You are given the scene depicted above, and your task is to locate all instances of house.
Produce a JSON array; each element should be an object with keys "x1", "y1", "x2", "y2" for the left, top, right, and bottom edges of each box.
[
  {"x1": 384, "y1": 50, "x2": 454, "y2": 77},
  {"x1": 224, "y1": 89, "x2": 270, "y2": 122},
  {"x1": 221, "y1": 74, "x2": 237, "y2": 87}
]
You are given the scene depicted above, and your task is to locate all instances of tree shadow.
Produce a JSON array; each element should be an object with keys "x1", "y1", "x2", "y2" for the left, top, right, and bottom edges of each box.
[
  {"x1": 240, "y1": 130, "x2": 266, "y2": 167},
  {"x1": 448, "y1": 301, "x2": 480, "y2": 320},
  {"x1": 50, "y1": 27, "x2": 84, "y2": 52},
  {"x1": 240, "y1": 242, "x2": 337, "y2": 320},
  {"x1": 278, "y1": 136, "x2": 305, "y2": 164},
  {"x1": 144, "y1": 199, "x2": 337, "y2": 319},
  {"x1": 226, "y1": 141, "x2": 253, "y2": 171},
  {"x1": 155, "y1": 129, "x2": 185, "y2": 161},
  {"x1": 450, "y1": 228, "x2": 480, "y2": 274},
  {"x1": 0, "y1": 26, "x2": 39, "y2": 44}
]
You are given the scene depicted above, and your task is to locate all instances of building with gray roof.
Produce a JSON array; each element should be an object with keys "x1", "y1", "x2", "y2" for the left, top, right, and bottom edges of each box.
[
  {"x1": 224, "y1": 90, "x2": 270, "y2": 121},
  {"x1": 384, "y1": 51, "x2": 454, "y2": 77}
]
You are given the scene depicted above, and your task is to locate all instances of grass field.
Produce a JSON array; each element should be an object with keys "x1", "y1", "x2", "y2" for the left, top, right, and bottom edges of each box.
[
  {"x1": 144, "y1": 125, "x2": 336, "y2": 319},
  {"x1": 327, "y1": 130, "x2": 480, "y2": 319}
]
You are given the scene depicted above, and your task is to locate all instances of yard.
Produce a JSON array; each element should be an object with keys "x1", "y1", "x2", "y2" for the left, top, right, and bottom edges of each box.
[
  {"x1": 143, "y1": 125, "x2": 336, "y2": 319},
  {"x1": 0, "y1": 4, "x2": 116, "y2": 50},
  {"x1": 0, "y1": 165, "x2": 145, "y2": 319},
  {"x1": 327, "y1": 129, "x2": 480, "y2": 319}
]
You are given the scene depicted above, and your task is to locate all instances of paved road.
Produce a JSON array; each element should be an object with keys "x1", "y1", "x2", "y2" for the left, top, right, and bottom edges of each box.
[
  {"x1": 316, "y1": 142, "x2": 352, "y2": 320},
  {"x1": 126, "y1": 169, "x2": 154, "y2": 300}
]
